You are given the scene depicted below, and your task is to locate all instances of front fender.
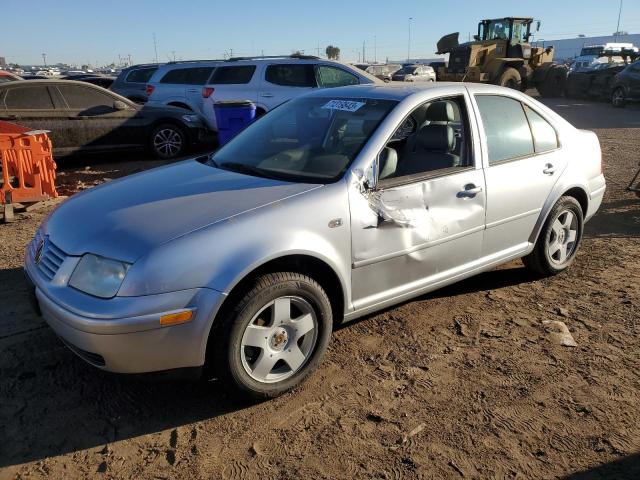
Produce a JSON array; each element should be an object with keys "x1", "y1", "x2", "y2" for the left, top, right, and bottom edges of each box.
[{"x1": 118, "y1": 181, "x2": 353, "y2": 308}]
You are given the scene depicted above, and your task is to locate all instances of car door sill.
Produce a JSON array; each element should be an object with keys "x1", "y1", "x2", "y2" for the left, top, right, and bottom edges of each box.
[{"x1": 345, "y1": 242, "x2": 532, "y2": 321}]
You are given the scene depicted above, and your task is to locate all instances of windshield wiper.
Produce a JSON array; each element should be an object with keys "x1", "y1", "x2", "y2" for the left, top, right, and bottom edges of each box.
[{"x1": 217, "y1": 161, "x2": 282, "y2": 180}]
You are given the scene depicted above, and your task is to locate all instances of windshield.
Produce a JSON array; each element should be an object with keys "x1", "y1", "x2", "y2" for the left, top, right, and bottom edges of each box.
[
  {"x1": 484, "y1": 20, "x2": 511, "y2": 41},
  {"x1": 399, "y1": 66, "x2": 418, "y2": 74},
  {"x1": 209, "y1": 96, "x2": 398, "y2": 183}
]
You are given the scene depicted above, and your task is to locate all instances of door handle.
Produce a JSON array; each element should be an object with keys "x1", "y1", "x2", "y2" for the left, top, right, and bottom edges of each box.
[
  {"x1": 260, "y1": 93, "x2": 274, "y2": 98},
  {"x1": 457, "y1": 184, "x2": 483, "y2": 198},
  {"x1": 543, "y1": 163, "x2": 556, "y2": 175}
]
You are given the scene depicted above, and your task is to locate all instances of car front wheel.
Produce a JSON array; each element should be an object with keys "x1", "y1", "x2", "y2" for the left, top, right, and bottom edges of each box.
[
  {"x1": 150, "y1": 123, "x2": 186, "y2": 159},
  {"x1": 209, "y1": 272, "x2": 333, "y2": 399},
  {"x1": 523, "y1": 196, "x2": 584, "y2": 276}
]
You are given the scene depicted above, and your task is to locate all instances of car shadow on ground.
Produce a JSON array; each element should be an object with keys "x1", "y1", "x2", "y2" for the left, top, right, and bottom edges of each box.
[
  {"x1": 584, "y1": 197, "x2": 640, "y2": 239},
  {"x1": 562, "y1": 453, "x2": 640, "y2": 479},
  {"x1": 0, "y1": 267, "x2": 255, "y2": 468}
]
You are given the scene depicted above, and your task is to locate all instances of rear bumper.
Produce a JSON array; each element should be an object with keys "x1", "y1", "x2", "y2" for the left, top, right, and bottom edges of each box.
[
  {"x1": 586, "y1": 182, "x2": 606, "y2": 222},
  {"x1": 28, "y1": 271, "x2": 225, "y2": 373}
]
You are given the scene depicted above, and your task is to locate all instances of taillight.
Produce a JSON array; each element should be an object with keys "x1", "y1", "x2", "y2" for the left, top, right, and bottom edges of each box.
[
  {"x1": 202, "y1": 87, "x2": 215, "y2": 98},
  {"x1": 145, "y1": 84, "x2": 155, "y2": 96}
]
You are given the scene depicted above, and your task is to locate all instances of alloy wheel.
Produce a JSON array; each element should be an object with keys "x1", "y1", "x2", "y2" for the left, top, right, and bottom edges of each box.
[
  {"x1": 153, "y1": 128, "x2": 183, "y2": 157},
  {"x1": 240, "y1": 296, "x2": 318, "y2": 383},
  {"x1": 547, "y1": 209, "x2": 578, "y2": 265}
]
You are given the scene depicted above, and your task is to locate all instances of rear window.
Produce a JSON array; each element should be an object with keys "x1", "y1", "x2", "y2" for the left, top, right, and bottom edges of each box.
[
  {"x1": 57, "y1": 85, "x2": 115, "y2": 109},
  {"x1": 265, "y1": 64, "x2": 316, "y2": 87},
  {"x1": 209, "y1": 66, "x2": 256, "y2": 84},
  {"x1": 5, "y1": 86, "x2": 55, "y2": 109},
  {"x1": 125, "y1": 67, "x2": 157, "y2": 83},
  {"x1": 160, "y1": 67, "x2": 216, "y2": 85}
]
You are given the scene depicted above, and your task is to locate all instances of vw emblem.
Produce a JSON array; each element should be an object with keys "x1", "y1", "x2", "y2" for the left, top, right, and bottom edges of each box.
[{"x1": 34, "y1": 238, "x2": 46, "y2": 264}]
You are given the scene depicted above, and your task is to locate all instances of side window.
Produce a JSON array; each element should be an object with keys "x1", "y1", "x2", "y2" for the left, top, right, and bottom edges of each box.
[
  {"x1": 265, "y1": 64, "x2": 316, "y2": 87},
  {"x1": 160, "y1": 68, "x2": 191, "y2": 84},
  {"x1": 377, "y1": 96, "x2": 471, "y2": 184},
  {"x1": 5, "y1": 86, "x2": 55, "y2": 109},
  {"x1": 185, "y1": 67, "x2": 216, "y2": 85},
  {"x1": 475, "y1": 95, "x2": 534, "y2": 164},
  {"x1": 523, "y1": 105, "x2": 558, "y2": 152},
  {"x1": 57, "y1": 85, "x2": 115, "y2": 110},
  {"x1": 125, "y1": 67, "x2": 157, "y2": 83},
  {"x1": 209, "y1": 66, "x2": 256, "y2": 84},
  {"x1": 316, "y1": 66, "x2": 359, "y2": 88}
]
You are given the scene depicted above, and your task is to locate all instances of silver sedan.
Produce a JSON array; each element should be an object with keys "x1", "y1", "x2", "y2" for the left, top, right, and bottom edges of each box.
[{"x1": 24, "y1": 83, "x2": 606, "y2": 398}]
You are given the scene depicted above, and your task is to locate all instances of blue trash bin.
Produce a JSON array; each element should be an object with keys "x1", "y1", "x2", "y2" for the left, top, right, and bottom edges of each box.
[{"x1": 213, "y1": 100, "x2": 256, "y2": 146}]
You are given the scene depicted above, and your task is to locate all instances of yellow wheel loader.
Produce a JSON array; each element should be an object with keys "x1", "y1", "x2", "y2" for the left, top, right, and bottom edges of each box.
[{"x1": 436, "y1": 17, "x2": 568, "y2": 97}]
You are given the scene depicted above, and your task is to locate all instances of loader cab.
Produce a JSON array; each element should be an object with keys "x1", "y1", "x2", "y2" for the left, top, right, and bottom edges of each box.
[{"x1": 477, "y1": 18, "x2": 534, "y2": 59}]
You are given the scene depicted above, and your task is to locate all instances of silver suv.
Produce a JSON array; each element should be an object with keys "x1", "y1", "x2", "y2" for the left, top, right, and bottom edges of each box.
[
  {"x1": 201, "y1": 55, "x2": 380, "y2": 129},
  {"x1": 145, "y1": 60, "x2": 222, "y2": 118}
]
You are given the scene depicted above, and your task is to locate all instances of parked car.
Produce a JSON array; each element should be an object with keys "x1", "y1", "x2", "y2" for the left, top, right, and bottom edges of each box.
[
  {"x1": 110, "y1": 63, "x2": 162, "y2": 103},
  {"x1": 24, "y1": 83, "x2": 605, "y2": 398},
  {"x1": 201, "y1": 55, "x2": 381, "y2": 129},
  {"x1": 0, "y1": 70, "x2": 22, "y2": 83},
  {"x1": 391, "y1": 64, "x2": 436, "y2": 82},
  {"x1": 364, "y1": 64, "x2": 402, "y2": 82},
  {"x1": 20, "y1": 74, "x2": 49, "y2": 80},
  {"x1": 0, "y1": 80, "x2": 208, "y2": 159},
  {"x1": 72, "y1": 75, "x2": 116, "y2": 89},
  {"x1": 565, "y1": 62, "x2": 626, "y2": 100},
  {"x1": 611, "y1": 60, "x2": 640, "y2": 107},
  {"x1": 144, "y1": 60, "x2": 222, "y2": 119}
]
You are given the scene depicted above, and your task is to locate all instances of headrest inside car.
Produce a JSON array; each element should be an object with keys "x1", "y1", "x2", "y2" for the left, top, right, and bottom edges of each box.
[
  {"x1": 425, "y1": 101, "x2": 455, "y2": 122},
  {"x1": 417, "y1": 125, "x2": 454, "y2": 152}
]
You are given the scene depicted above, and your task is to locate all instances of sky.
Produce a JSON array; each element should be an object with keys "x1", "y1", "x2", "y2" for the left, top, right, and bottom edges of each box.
[{"x1": 3, "y1": 0, "x2": 639, "y2": 66}]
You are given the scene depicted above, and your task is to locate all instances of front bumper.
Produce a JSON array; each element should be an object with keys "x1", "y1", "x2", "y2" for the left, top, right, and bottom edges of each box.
[{"x1": 25, "y1": 252, "x2": 225, "y2": 373}]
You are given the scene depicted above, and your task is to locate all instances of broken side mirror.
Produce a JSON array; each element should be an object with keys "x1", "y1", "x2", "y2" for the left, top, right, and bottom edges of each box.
[{"x1": 362, "y1": 157, "x2": 378, "y2": 192}]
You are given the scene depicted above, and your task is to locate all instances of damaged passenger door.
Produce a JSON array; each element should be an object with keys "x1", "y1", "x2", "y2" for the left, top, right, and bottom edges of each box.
[{"x1": 349, "y1": 95, "x2": 486, "y2": 311}]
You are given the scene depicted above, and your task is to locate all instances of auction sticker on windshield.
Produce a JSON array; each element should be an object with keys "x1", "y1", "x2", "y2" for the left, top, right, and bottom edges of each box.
[{"x1": 322, "y1": 100, "x2": 365, "y2": 112}]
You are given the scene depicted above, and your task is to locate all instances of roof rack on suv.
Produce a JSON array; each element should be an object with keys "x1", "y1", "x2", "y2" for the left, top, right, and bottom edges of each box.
[
  {"x1": 227, "y1": 54, "x2": 321, "y2": 62},
  {"x1": 166, "y1": 59, "x2": 226, "y2": 64}
]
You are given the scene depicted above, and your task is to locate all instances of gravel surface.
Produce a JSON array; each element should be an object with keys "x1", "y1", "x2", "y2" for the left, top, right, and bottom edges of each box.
[{"x1": 1, "y1": 100, "x2": 639, "y2": 480}]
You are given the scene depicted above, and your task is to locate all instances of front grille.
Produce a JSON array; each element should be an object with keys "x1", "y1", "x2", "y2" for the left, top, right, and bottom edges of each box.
[
  {"x1": 448, "y1": 47, "x2": 472, "y2": 74},
  {"x1": 30, "y1": 231, "x2": 68, "y2": 280},
  {"x1": 59, "y1": 337, "x2": 106, "y2": 367}
]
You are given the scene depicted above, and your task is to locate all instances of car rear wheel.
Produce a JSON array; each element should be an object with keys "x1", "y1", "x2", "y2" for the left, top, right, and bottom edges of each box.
[
  {"x1": 523, "y1": 196, "x2": 584, "y2": 276},
  {"x1": 538, "y1": 65, "x2": 568, "y2": 98},
  {"x1": 612, "y1": 87, "x2": 627, "y2": 108},
  {"x1": 208, "y1": 272, "x2": 333, "y2": 399},
  {"x1": 150, "y1": 123, "x2": 185, "y2": 159}
]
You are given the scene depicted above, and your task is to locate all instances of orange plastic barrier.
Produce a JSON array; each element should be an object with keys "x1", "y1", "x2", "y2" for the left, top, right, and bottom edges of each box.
[{"x1": 0, "y1": 121, "x2": 58, "y2": 204}]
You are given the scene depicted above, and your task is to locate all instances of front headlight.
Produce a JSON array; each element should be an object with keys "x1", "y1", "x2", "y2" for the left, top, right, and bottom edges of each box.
[
  {"x1": 182, "y1": 114, "x2": 201, "y2": 123},
  {"x1": 69, "y1": 254, "x2": 130, "y2": 298}
]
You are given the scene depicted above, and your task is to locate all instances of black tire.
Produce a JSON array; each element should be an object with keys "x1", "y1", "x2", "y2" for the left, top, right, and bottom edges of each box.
[
  {"x1": 150, "y1": 123, "x2": 186, "y2": 159},
  {"x1": 538, "y1": 65, "x2": 568, "y2": 98},
  {"x1": 611, "y1": 87, "x2": 627, "y2": 108},
  {"x1": 208, "y1": 272, "x2": 333, "y2": 399},
  {"x1": 498, "y1": 68, "x2": 521, "y2": 90},
  {"x1": 523, "y1": 196, "x2": 584, "y2": 276}
]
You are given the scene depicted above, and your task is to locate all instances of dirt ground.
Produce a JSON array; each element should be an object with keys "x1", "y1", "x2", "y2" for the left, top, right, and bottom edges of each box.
[{"x1": 1, "y1": 100, "x2": 639, "y2": 480}]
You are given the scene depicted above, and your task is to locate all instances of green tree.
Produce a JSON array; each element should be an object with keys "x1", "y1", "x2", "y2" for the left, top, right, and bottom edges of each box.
[{"x1": 325, "y1": 45, "x2": 340, "y2": 60}]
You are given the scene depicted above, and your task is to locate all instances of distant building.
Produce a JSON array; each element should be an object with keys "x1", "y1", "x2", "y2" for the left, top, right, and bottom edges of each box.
[
  {"x1": 0, "y1": 57, "x2": 6, "y2": 67},
  {"x1": 534, "y1": 34, "x2": 640, "y2": 61}
]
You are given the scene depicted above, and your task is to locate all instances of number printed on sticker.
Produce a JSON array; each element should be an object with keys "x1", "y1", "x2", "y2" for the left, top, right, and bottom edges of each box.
[{"x1": 322, "y1": 99, "x2": 365, "y2": 112}]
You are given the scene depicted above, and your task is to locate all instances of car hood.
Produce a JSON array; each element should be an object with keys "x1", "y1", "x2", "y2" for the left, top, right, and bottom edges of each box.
[{"x1": 45, "y1": 159, "x2": 320, "y2": 263}]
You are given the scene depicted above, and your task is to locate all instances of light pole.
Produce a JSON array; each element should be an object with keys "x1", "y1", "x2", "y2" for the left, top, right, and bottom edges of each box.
[
  {"x1": 615, "y1": 0, "x2": 623, "y2": 40},
  {"x1": 42, "y1": 53, "x2": 47, "y2": 68},
  {"x1": 374, "y1": 35, "x2": 377, "y2": 63},
  {"x1": 407, "y1": 17, "x2": 413, "y2": 62}
]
